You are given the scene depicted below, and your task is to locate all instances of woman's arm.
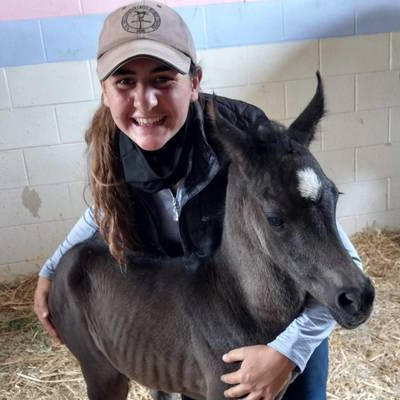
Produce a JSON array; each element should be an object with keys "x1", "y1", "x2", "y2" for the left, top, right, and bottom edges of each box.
[
  {"x1": 267, "y1": 297, "x2": 335, "y2": 372},
  {"x1": 39, "y1": 206, "x2": 98, "y2": 279},
  {"x1": 34, "y1": 206, "x2": 99, "y2": 341}
]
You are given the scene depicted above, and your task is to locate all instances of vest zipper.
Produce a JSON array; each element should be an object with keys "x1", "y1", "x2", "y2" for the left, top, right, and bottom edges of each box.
[{"x1": 170, "y1": 190, "x2": 179, "y2": 221}]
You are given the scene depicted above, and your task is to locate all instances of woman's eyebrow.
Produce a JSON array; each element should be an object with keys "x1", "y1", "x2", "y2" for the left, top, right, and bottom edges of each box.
[
  {"x1": 113, "y1": 65, "x2": 174, "y2": 76},
  {"x1": 112, "y1": 68, "x2": 134, "y2": 76},
  {"x1": 152, "y1": 65, "x2": 174, "y2": 73}
]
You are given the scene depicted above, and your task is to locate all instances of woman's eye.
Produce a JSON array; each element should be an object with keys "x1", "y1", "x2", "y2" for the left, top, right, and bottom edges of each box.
[
  {"x1": 154, "y1": 76, "x2": 172, "y2": 85},
  {"x1": 267, "y1": 216, "x2": 284, "y2": 227},
  {"x1": 117, "y1": 78, "x2": 135, "y2": 87}
]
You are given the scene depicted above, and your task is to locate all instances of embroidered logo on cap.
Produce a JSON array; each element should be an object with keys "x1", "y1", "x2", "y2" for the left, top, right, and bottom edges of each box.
[{"x1": 121, "y1": 5, "x2": 161, "y2": 34}]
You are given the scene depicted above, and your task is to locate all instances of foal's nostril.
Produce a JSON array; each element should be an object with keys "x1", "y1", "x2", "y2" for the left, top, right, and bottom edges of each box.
[
  {"x1": 337, "y1": 291, "x2": 360, "y2": 314},
  {"x1": 338, "y1": 292, "x2": 354, "y2": 307}
]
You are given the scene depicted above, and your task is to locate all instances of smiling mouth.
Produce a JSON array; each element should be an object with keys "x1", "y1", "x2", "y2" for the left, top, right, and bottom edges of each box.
[{"x1": 131, "y1": 116, "x2": 166, "y2": 127}]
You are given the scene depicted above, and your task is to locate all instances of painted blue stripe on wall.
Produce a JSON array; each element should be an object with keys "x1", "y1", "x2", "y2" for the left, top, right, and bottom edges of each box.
[
  {"x1": 283, "y1": 0, "x2": 355, "y2": 41},
  {"x1": 41, "y1": 14, "x2": 105, "y2": 62},
  {"x1": 1, "y1": 0, "x2": 400, "y2": 68},
  {"x1": 206, "y1": 1, "x2": 283, "y2": 48},
  {"x1": 0, "y1": 19, "x2": 46, "y2": 67},
  {"x1": 177, "y1": 6, "x2": 207, "y2": 50},
  {"x1": 356, "y1": 0, "x2": 400, "y2": 35}
]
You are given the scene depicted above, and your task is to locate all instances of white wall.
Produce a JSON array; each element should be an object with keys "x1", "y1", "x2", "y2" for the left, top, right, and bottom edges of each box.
[{"x1": 1, "y1": 32, "x2": 399, "y2": 280}]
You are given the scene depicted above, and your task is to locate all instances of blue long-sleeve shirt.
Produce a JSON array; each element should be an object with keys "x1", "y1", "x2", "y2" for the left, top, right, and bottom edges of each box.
[{"x1": 40, "y1": 197, "x2": 362, "y2": 372}]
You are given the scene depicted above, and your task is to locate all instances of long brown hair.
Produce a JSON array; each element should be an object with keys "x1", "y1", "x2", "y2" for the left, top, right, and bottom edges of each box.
[{"x1": 85, "y1": 105, "x2": 140, "y2": 265}]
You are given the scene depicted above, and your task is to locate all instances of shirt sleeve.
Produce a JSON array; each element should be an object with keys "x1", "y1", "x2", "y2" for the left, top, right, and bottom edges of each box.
[
  {"x1": 267, "y1": 222, "x2": 362, "y2": 372},
  {"x1": 39, "y1": 206, "x2": 99, "y2": 280}
]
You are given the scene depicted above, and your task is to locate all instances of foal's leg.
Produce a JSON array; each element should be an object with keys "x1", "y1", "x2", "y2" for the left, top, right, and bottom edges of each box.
[
  {"x1": 80, "y1": 356, "x2": 129, "y2": 400},
  {"x1": 58, "y1": 320, "x2": 129, "y2": 400},
  {"x1": 69, "y1": 338, "x2": 129, "y2": 400},
  {"x1": 150, "y1": 390, "x2": 179, "y2": 400}
]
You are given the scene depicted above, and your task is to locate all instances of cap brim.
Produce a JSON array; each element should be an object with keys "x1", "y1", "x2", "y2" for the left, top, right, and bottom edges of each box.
[{"x1": 97, "y1": 39, "x2": 191, "y2": 80}]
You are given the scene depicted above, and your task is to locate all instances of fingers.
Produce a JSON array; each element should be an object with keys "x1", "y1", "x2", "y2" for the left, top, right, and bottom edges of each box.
[
  {"x1": 41, "y1": 314, "x2": 61, "y2": 341},
  {"x1": 222, "y1": 347, "x2": 245, "y2": 363},
  {"x1": 242, "y1": 391, "x2": 265, "y2": 400},
  {"x1": 38, "y1": 309, "x2": 63, "y2": 344},
  {"x1": 34, "y1": 302, "x2": 61, "y2": 342},
  {"x1": 221, "y1": 370, "x2": 242, "y2": 385},
  {"x1": 223, "y1": 385, "x2": 267, "y2": 399},
  {"x1": 33, "y1": 277, "x2": 62, "y2": 343},
  {"x1": 223, "y1": 383, "x2": 251, "y2": 398}
]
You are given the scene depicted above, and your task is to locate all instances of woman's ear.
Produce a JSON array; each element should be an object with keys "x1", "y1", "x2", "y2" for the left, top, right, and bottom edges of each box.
[
  {"x1": 101, "y1": 81, "x2": 110, "y2": 107},
  {"x1": 190, "y1": 68, "x2": 202, "y2": 102}
]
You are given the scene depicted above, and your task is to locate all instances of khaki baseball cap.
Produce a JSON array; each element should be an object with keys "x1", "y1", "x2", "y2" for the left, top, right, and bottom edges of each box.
[{"x1": 96, "y1": 0, "x2": 197, "y2": 80}]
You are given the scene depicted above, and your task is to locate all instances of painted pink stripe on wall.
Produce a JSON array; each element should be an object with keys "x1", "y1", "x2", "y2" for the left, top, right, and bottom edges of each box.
[
  {"x1": 0, "y1": 0, "x2": 81, "y2": 21},
  {"x1": 0, "y1": 0, "x2": 267, "y2": 20},
  {"x1": 81, "y1": 0, "x2": 134, "y2": 15},
  {"x1": 81, "y1": 0, "x2": 244, "y2": 15},
  {"x1": 165, "y1": 0, "x2": 243, "y2": 7}
]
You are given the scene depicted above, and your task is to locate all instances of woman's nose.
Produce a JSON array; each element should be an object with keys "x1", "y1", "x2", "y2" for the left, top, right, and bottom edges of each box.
[{"x1": 132, "y1": 85, "x2": 158, "y2": 111}]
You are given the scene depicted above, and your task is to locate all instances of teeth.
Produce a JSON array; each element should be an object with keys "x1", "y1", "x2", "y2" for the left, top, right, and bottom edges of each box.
[{"x1": 134, "y1": 116, "x2": 163, "y2": 126}]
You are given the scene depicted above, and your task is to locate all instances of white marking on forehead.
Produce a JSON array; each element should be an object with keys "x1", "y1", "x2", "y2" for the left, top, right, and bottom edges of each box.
[{"x1": 297, "y1": 167, "x2": 322, "y2": 202}]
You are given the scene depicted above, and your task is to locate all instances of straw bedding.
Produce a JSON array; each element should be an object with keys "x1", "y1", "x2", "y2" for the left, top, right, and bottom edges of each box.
[{"x1": 0, "y1": 230, "x2": 399, "y2": 399}]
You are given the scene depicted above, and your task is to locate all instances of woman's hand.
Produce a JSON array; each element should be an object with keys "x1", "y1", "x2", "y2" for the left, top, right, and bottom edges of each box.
[
  {"x1": 33, "y1": 276, "x2": 62, "y2": 343},
  {"x1": 221, "y1": 344, "x2": 295, "y2": 400}
]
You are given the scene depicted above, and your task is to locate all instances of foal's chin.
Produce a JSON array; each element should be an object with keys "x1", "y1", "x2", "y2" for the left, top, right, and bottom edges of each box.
[
  {"x1": 328, "y1": 306, "x2": 373, "y2": 329},
  {"x1": 313, "y1": 274, "x2": 375, "y2": 330}
]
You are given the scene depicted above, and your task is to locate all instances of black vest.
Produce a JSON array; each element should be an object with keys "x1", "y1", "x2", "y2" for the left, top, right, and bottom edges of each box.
[{"x1": 122, "y1": 93, "x2": 268, "y2": 269}]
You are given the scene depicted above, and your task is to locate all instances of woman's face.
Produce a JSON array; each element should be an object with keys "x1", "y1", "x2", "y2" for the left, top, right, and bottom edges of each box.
[{"x1": 102, "y1": 57, "x2": 201, "y2": 151}]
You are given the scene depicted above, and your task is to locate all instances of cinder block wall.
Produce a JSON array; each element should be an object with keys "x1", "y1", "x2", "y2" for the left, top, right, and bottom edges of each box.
[{"x1": 1, "y1": 0, "x2": 400, "y2": 280}]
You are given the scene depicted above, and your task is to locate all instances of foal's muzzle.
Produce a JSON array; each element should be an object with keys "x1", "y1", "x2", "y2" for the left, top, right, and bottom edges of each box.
[{"x1": 331, "y1": 278, "x2": 375, "y2": 329}]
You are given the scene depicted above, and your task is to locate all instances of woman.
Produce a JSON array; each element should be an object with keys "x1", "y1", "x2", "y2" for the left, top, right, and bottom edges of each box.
[{"x1": 34, "y1": 1, "x2": 362, "y2": 399}]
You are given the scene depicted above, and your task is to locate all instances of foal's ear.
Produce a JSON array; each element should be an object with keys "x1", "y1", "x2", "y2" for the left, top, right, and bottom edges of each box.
[
  {"x1": 288, "y1": 72, "x2": 325, "y2": 147},
  {"x1": 206, "y1": 96, "x2": 253, "y2": 173}
]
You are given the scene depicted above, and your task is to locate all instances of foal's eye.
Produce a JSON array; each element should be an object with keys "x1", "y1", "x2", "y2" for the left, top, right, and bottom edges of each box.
[{"x1": 267, "y1": 216, "x2": 284, "y2": 227}]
